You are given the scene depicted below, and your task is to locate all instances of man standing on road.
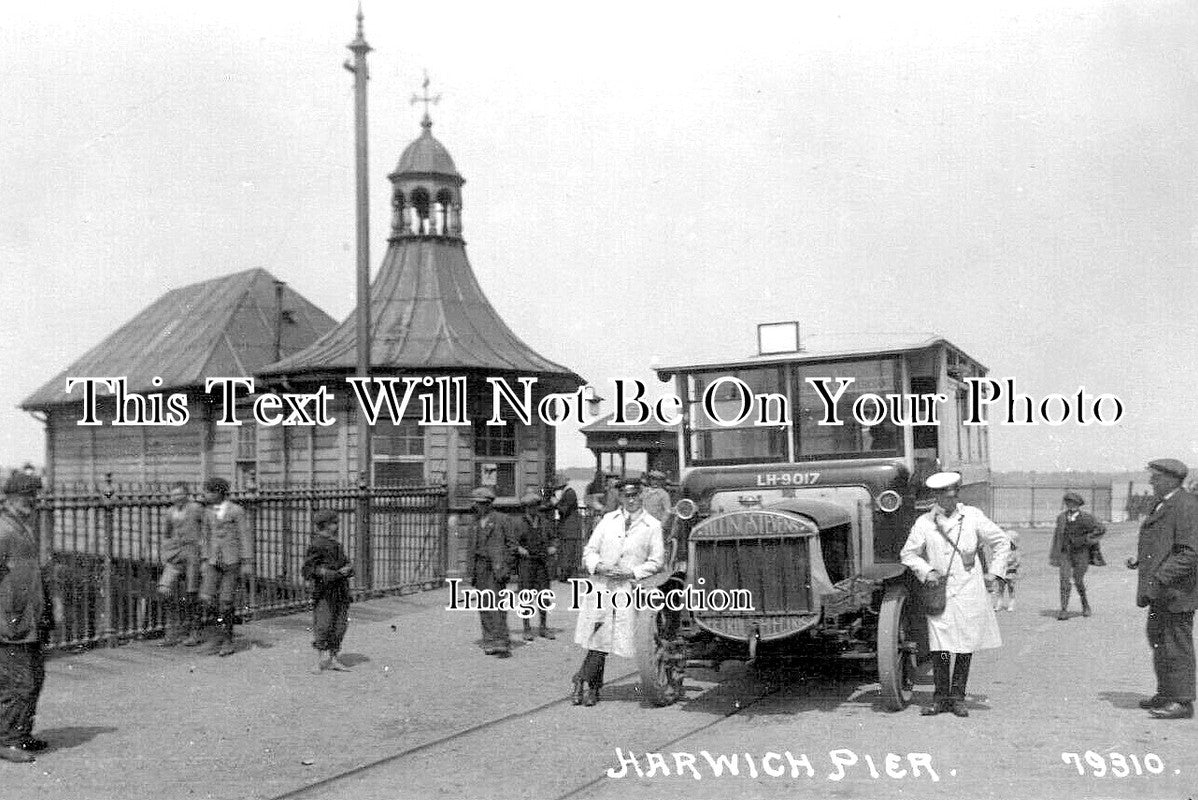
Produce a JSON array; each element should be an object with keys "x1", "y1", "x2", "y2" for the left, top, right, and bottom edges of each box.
[
  {"x1": 1049, "y1": 491, "x2": 1105, "y2": 620},
  {"x1": 571, "y1": 479, "x2": 664, "y2": 707},
  {"x1": 469, "y1": 487, "x2": 517, "y2": 658},
  {"x1": 516, "y1": 492, "x2": 557, "y2": 641},
  {"x1": 901, "y1": 472, "x2": 1010, "y2": 718},
  {"x1": 553, "y1": 476, "x2": 581, "y2": 582},
  {"x1": 0, "y1": 473, "x2": 59, "y2": 763},
  {"x1": 1127, "y1": 459, "x2": 1198, "y2": 720}
]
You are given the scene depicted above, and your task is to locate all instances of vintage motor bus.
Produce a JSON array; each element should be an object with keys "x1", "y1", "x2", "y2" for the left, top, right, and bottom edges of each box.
[{"x1": 636, "y1": 326, "x2": 991, "y2": 710}]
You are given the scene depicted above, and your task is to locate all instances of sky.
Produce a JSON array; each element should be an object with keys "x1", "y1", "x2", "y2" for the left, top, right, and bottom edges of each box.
[{"x1": 1, "y1": 0, "x2": 1196, "y2": 476}]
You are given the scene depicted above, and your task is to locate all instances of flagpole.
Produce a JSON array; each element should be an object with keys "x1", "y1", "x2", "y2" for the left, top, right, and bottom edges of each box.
[{"x1": 346, "y1": 4, "x2": 373, "y2": 587}]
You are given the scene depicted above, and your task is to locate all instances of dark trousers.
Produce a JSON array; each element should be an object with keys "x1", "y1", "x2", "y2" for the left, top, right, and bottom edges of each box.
[
  {"x1": 1147, "y1": 605, "x2": 1196, "y2": 703},
  {"x1": 1058, "y1": 548, "x2": 1090, "y2": 591},
  {"x1": 474, "y1": 568, "x2": 510, "y2": 653},
  {"x1": 520, "y1": 558, "x2": 551, "y2": 631},
  {"x1": 479, "y1": 610, "x2": 510, "y2": 652},
  {"x1": 930, "y1": 651, "x2": 972, "y2": 703},
  {"x1": 576, "y1": 649, "x2": 607, "y2": 689},
  {"x1": 312, "y1": 595, "x2": 350, "y2": 652},
  {"x1": 0, "y1": 642, "x2": 45, "y2": 746},
  {"x1": 163, "y1": 594, "x2": 200, "y2": 640}
]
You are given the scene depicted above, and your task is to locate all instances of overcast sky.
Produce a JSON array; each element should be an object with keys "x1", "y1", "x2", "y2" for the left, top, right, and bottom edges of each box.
[{"x1": 2, "y1": 0, "x2": 1196, "y2": 476}]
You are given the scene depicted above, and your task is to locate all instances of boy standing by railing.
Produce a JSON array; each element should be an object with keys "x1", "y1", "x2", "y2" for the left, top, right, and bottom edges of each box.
[
  {"x1": 159, "y1": 483, "x2": 203, "y2": 646},
  {"x1": 199, "y1": 478, "x2": 252, "y2": 657},
  {"x1": 302, "y1": 510, "x2": 354, "y2": 673}
]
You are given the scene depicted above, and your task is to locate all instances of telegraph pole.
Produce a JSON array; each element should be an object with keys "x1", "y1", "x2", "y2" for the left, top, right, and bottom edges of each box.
[{"x1": 345, "y1": 4, "x2": 373, "y2": 587}]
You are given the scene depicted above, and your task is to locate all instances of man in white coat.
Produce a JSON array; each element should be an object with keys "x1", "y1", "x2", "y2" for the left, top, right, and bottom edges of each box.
[
  {"x1": 901, "y1": 472, "x2": 1011, "y2": 717},
  {"x1": 571, "y1": 479, "x2": 664, "y2": 707}
]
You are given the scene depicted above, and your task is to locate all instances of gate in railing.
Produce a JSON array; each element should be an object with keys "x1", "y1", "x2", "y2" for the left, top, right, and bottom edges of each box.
[{"x1": 38, "y1": 480, "x2": 448, "y2": 651}]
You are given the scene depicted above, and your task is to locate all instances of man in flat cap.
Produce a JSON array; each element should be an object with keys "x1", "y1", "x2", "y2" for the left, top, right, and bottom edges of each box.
[
  {"x1": 571, "y1": 478, "x2": 664, "y2": 706},
  {"x1": 1127, "y1": 459, "x2": 1198, "y2": 719},
  {"x1": 901, "y1": 471, "x2": 1011, "y2": 718},
  {"x1": 516, "y1": 491, "x2": 557, "y2": 641},
  {"x1": 1049, "y1": 491, "x2": 1106, "y2": 620},
  {"x1": 0, "y1": 473, "x2": 58, "y2": 763},
  {"x1": 469, "y1": 487, "x2": 518, "y2": 657}
]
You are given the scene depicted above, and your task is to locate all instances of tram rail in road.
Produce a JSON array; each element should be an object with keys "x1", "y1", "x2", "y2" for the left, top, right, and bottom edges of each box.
[{"x1": 268, "y1": 667, "x2": 786, "y2": 800}]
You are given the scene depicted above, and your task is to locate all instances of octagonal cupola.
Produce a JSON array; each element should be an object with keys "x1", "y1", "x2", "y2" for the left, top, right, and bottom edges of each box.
[{"x1": 389, "y1": 80, "x2": 465, "y2": 241}]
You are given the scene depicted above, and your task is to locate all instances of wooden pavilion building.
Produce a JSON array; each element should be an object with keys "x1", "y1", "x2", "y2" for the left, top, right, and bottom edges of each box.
[
  {"x1": 256, "y1": 110, "x2": 584, "y2": 508},
  {"x1": 21, "y1": 268, "x2": 335, "y2": 487}
]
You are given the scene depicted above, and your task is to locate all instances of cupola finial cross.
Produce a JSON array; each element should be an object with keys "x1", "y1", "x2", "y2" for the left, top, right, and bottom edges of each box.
[{"x1": 410, "y1": 70, "x2": 441, "y2": 128}]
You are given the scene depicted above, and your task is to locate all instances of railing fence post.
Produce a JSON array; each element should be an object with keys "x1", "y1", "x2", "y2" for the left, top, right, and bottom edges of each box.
[{"x1": 100, "y1": 475, "x2": 117, "y2": 649}]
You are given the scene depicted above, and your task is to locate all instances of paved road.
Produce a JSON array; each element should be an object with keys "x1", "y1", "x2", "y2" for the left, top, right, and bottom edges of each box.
[{"x1": 5, "y1": 521, "x2": 1193, "y2": 800}]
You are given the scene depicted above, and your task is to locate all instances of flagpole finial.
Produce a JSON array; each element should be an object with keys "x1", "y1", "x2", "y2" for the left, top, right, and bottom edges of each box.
[{"x1": 348, "y1": 2, "x2": 371, "y2": 55}]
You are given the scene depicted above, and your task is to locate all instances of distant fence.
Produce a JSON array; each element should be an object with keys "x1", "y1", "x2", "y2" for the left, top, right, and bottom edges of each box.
[
  {"x1": 37, "y1": 480, "x2": 448, "y2": 652},
  {"x1": 991, "y1": 484, "x2": 1111, "y2": 527}
]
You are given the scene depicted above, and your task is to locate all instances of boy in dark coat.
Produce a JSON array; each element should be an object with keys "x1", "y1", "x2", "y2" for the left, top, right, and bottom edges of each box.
[
  {"x1": 302, "y1": 510, "x2": 354, "y2": 673},
  {"x1": 1049, "y1": 491, "x2": 1106, "y2": 620}
]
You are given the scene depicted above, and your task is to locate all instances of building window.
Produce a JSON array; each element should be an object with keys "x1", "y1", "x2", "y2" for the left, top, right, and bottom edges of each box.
[
  {"x1": 475, "y1": 461, "x2": 516, "y2": 498},
  {"x1": 474, "y1": 419, "x2": 517, "y2": 496},
  {"x1": 372, "y1": 421, "x2": 425, "y2": 485},
  {"x1": 235, "y1": 425, "x2": 257, "y2": 461},
  {"x1": 475, "y1": 422, "x2": 516, "y2": 458},
  {"x1": 235, "y1": 426, "x2": 257, "y2": 489}
]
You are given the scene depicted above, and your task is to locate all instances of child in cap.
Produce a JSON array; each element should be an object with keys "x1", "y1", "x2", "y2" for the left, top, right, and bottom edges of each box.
[{"x1": 302, "y1": 509, "x2": 354, "y2": 673}]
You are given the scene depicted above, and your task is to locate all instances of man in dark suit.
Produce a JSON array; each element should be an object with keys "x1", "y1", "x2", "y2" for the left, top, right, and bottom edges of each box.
[
  {"x1": 199, "y1": 477, "x2": 253, "y2": 657},
  {"x1": 1127, "y1": 459, "x2": 1198, "y2": 719},
  {"x1": 1049, "y1": 491, "x2": 1105, "y2": 620},
  {"x1": 469, "y1": 487, "x2": 518, "y2": 658},
  {"x1": 0, "y1": 473, "x2": 59, "y2": 763},
  {"x1": 516, "y1": 492, "x2": 557, "y2": 641}
]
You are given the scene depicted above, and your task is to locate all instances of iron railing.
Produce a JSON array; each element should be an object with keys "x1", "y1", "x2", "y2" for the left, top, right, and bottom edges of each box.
[
  {"x1": 37, "y1": 479, "x2": 448, "y2": 651},
  {"x1": 990, "y1": 483, "x2": 1112, "y2": 527}
]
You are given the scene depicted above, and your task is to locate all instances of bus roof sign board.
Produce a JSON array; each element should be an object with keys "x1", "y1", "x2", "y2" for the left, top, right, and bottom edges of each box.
[{"x1": 757, "y1": 321, "x2": 800, "y2": 356}]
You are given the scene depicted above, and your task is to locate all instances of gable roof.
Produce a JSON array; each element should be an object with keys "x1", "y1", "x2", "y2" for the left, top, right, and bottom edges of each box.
[
  {"x1": 260, "y1": 239, "x2": 583, "y2": 386},
  {"x1": 22, "y1": 268, "x2": 336, "y2": 409}
]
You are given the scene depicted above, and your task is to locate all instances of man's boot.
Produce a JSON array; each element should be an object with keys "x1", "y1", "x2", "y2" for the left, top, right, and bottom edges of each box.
[
  {"x1": 949, "y1": 653, "x2": 972, "y2": 717},
  {"x1": 1079, "y1": 586, "x2": 1092, "y2": 617},
  {"x1": 312, "y1": 650, "x2": 328, "y2": 674},
  {"x1": 328, "y1": 650, "x2": 351, "y2": 671},
  {"x1": 571, "y1": 672, "x2": 586, "y2": 705},
  {"x1": 182, "y1": 601, "x2": 205, "y2": 647},
  {"x1": 159, "y1": 602, "x2": 182, "y2": 647},
  {"x1": 592, "y1": 653, "x2": 607, "y2": 702},
  {"x1": 1058, "y1": 585, "x2": 1071, "y2": 620},
  {"x1": 216, "y1": 612, "x2": 236, "y2": 657},
  {"x1": 539, "y1": 611, "x2": 554, "y2": 639},
  {"x1": 921, "y1": 651, "x2": 951, "y2": 715},
  {"x1": 523, "y1": 620, "x2": 535, "y2": 642}
]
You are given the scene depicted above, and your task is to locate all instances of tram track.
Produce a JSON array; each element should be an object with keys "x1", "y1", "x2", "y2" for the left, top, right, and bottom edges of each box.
[{"x1": 267, "y1": 667, "x2": 784, "y2": 800}]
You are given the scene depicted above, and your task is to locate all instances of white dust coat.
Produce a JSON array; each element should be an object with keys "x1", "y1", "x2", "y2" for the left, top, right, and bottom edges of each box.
[
  {"x1": 901, "y1": 504, "x2": 1011, "y2": 653},
  {"x1": 572, "y1": 510, "x2": 664, "y2": 658}
]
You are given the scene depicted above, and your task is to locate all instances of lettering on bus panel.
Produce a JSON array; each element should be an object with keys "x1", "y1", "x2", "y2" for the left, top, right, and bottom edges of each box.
[
  {"x1": 696, "y1": 511, "x2": 815, "y2": 538},
  {"x1": 756, "y1": 472, "x2": 821, "y2": 487}
]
